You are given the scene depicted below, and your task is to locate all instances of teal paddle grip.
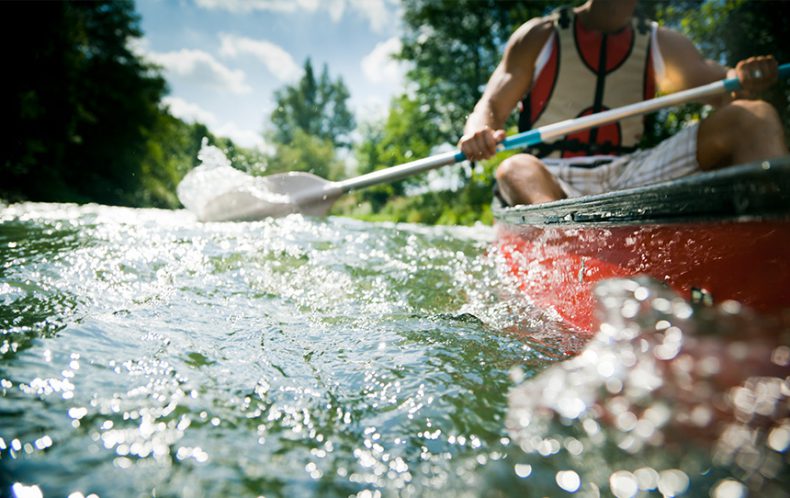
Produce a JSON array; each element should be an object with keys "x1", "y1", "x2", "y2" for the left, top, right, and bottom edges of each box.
[
  {"x1": 500, "y1": 130, "x2": 542, "y2": 151},
  {"x1": 725, "y1": 62, "x2": 790, "y2": 91}
]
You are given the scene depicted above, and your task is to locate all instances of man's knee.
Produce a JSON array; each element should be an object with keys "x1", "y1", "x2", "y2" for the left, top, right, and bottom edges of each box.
[
  {"x1": 495, "y1": 154, "x2": 547, "y2": 185},
  {"x1": 716, "y1": 99, "x2": 782, "y2": 133},
  {"x1": 495, "y1": 154, "x2": 565, "y2": 205},
  {"x1": 698, "y1": 99, "x2": 787, "y2": 170}
]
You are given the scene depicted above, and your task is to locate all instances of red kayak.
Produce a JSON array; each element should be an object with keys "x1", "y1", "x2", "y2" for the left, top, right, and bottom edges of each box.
[{"x1": 494, "y1": 158, "x2": 790, "y2": 333}]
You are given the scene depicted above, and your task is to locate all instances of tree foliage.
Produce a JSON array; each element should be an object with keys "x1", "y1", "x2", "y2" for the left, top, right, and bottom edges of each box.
[
  {"x1": 139, "y1": 115, "x2": 224, "y2": 208},
  {"x1": 339, "y1": 94, "x2": 504, "y2": 224},
  {"x1": 265, "y1": 129, "x2": 347, "y2": 181},
  {"x1": 265, "y1": 59, "x2": 356, "y2": 182},
  {"x1": 0, "y1": 0, "x2": 262, "y2": 209},
  {"x1": 1, "y1": 0, "x2": 168, "y2": 205},
  {"x1": 347, "y1": 96, "x2": 439, "y2": 213},
  {"x1": 398, "y1": 0, "x2": 550, "y2": 142},
  {"x1": 270, "y1": 59, "x2": 356, "y2": 149}
]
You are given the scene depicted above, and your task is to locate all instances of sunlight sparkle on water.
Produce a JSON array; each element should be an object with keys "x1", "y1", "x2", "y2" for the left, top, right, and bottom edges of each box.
[{"x1": 1, "y1": 202, "x2": 788, "y2": 497}]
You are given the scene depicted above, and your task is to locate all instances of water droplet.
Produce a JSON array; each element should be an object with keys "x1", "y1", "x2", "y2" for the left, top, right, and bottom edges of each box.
[
  {"x1": 68, "y1": 407, "x2": 88, "y2": 420},
  {"x1": 711, "y1": 478, "x2": 746, "y2": 498},
  {"x1": 12, "y1": 483, "x2": 43, "y2": 498},
  {"x1": 767, "y1": 424, "x2": 790, "y2": 452},
  {"x1": 634, "y1": 467, "x2": 659, "y2": 490},
  {"x1": 609, "y1": 470, "x2": 638, "y2": 498},
  {"x1": 514, "y1": 463, "x2": 532, "y2": 478},
  {"x1": 771, "y1": 345, "x2": 790, "y2": 366},
  {"x1": 657, "y1": 469, "x2": 689, "y2": 496},
  {"x1": 556, "y1": 470, "x2": 581, "y2": 492}
]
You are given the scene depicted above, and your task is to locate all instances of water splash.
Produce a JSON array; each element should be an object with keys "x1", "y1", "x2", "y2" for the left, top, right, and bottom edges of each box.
[
  {"x1": 176, "y1": 139, "x2": 291, "y2": 221},
  {"x1": 0, "y1": 203, "x2": 525, "y2": 496},
  {"x1": 502, "y1": 278, "x2": 789, "y2": 497}
]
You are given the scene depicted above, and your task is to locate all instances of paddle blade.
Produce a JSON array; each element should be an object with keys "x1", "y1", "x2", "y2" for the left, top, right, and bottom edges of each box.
[
  {"x1": 198, "y1": 185, "x2": 296, "y2": 222},
  {"x1": 264, "y1": 172, "x2": 340, "y2": 217},
  {"x1": 178, "y1": 165, "x2": 338, "y2": 221}
]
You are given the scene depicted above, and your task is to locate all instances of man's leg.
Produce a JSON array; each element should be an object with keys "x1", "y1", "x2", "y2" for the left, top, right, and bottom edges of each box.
[
  {"x1": 697, "y1": 99, "x2": 788, "y2": 170},
  {"x1": 495, "y1": 153, "x2": 567, "y2": 205}
]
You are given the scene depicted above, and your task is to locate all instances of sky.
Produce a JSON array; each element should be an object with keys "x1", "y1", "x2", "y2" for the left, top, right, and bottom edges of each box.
[{"x1": 135, "y1": 0, "x2": 407, "y2": 151}]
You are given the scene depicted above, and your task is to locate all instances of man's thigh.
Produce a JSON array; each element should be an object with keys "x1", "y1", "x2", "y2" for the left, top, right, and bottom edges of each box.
[{"x1": 612, "y1": 123, "x2": 701, "y2": 190}]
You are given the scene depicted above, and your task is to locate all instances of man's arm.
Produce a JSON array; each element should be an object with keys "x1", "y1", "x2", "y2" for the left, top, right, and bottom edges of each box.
[
  {"x1": 458, "y1": 18, "x2": 553, "y2": 161},
  {"x1": 656, "y1": 27, "x2": 778, "y2": 104},
  {"x1": 656, "y1": 27, "x2": 726, "y2": 96}
]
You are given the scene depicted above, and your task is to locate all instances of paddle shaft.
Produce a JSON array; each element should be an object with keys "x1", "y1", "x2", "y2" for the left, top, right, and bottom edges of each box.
[{"x1": 314, "y1": 64, "x2": 790, "y2": 202}]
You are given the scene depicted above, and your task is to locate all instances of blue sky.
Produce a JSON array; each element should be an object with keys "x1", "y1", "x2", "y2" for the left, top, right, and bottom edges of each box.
[{"x1": 135, "y1": 0, "x2": 406, "y2": 150}]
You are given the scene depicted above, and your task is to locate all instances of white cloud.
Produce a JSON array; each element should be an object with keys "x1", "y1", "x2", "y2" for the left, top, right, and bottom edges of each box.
[
  {"x1": 219, "y1": 34, "x2": 301, "y2": 82},
  {"x1": 214, "y1": 122, "x2": 268, "y2": 151},
  {"x1": 163, "y1": 96, "x2": 218, "y2": 125},
  {"x1": 348, "y1": 0, "x2": 393, "y2": 34},
  {"x1": 195, "y1": 0, "x2": 320, "y2": 14},
  {"x1": 361, "y1": 36, "x2": 403, "y2": 85},
  {"x1": 326, "y1": 0, "x2": 345, "y2": 23},
  {"x1": 162, "y1": 96, "x2": 266, "y2": 151},
  {"x1": 354, "y1": 97, "x2": 390, "y2": 124},
  {"x1": 148, "y1": 48, "x2": 252, "y2": 95},
  {"x1": 194, "y1": 0, "x2": 398, "y2": 33},
  {"x1": 127, "y1": 36, "x2": 150, "y2": 58}
]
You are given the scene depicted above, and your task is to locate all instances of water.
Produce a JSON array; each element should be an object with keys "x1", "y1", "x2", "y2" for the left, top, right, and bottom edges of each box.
[
  {"x1": 1, "y1": 202, "x2": 787, "y2": 497},
  {"x1": 177, "y1": 141, "x2": 295, "y2": 221}
]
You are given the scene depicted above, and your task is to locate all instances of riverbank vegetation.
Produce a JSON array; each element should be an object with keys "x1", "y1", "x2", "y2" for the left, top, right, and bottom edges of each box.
[{"x1": 2, "y1": 0, "x2": 788, "y2": 224}]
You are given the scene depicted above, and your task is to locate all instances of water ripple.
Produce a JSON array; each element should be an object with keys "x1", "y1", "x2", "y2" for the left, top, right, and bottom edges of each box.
[{"x1": 1, "y1": 203, "x2": 786, "y2": 497}]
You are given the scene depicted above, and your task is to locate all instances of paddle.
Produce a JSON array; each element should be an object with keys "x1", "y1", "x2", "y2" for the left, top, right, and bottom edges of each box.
[{"x1": 184, "y1": 63, "x2": 790, "y2": 222}]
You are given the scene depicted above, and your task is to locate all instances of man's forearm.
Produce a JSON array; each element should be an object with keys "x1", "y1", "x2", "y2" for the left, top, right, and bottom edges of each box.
[{"x1": 464, "y1": 100, "x2": 504, "y2": 135}]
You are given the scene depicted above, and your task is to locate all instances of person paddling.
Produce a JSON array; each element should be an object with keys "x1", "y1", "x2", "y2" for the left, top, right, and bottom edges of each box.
[{"x1": 459, "y1": 0, "x2": 788, "y2": 206}]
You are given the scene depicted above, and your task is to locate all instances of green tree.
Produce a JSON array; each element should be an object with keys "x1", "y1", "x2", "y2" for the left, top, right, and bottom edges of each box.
[
  {"x1": 342, "y1": 92, "x2": 510, "y2": 224},
  {"x1": 348, "y1": 95, "x2": 446, "y2": 213},
  {"x1": 1, "y1": 0, "x2": 168, "y2": 205},
  {"x1": 398, "y1": 0, "x2": 549, "y2": 143},
  {"x1": 139, "y1": 115, "x2": 219, "y2": 208},
  {"x1": 265, "y1": 129, "x2": 346, "y2": 181},
  {"x1": 269, "y1": 59, "x2": 356, "y2": 149}
]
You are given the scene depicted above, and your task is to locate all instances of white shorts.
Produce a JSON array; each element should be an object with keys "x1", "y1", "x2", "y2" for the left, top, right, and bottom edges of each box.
[{"x1": 543, "y1": 122, "x2": 701, "y2": 198}]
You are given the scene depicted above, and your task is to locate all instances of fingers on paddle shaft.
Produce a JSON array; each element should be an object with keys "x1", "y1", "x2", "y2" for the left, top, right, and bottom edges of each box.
[
  {"x1": 459, "y1": 127, "x2": 505, "y2": 161},
  {"x1": 735, "y1": 56, "x2": 779, "y2": 96}
]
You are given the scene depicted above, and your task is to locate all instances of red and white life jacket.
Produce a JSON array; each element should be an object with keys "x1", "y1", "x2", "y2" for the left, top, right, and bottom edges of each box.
[{"x1": 518, "y1": 7, "x2": 660, "y2": 158}]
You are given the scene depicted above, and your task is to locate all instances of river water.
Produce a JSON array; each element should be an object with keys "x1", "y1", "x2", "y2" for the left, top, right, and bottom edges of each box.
[{"x1": 0, "y1": 202, "x2": 787, "y2": 497}]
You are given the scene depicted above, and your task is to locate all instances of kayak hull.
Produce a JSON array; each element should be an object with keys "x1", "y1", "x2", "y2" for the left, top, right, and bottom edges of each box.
[{"x1": 494, "y1": 158, "x2": 790, "y2": 332}]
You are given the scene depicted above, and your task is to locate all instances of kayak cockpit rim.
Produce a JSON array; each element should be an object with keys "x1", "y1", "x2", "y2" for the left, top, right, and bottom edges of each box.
[{"x1": 493, "y1": 157, "x2": 790, "y2": 227}]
